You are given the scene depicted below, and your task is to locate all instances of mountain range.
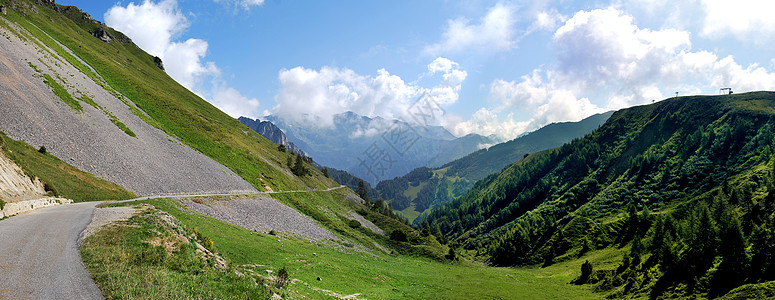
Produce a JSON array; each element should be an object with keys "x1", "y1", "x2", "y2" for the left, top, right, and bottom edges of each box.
[
  {"x1": 264, "y1": 112, "x2": 498, "y2": 185},
  {"x1": 238, "y1": 117, "x2": 305, "y2": 155}
]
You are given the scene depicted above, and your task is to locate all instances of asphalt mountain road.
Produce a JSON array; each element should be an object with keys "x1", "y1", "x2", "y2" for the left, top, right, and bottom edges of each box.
[
  {"x1": 0, "y1": 186, "x2": 348, "y2": 299},
  {"x1": 0, "y1": 202, "x2": 102, "y2": 299}
]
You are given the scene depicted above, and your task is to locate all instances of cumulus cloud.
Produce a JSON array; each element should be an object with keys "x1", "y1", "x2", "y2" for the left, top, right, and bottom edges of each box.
[
  {"x1": 210, "y1": 85, "x2": 261, "y2": 118},
  {"x1": 551, "y1": 7, "x2": 775, "y2": 108},
  {"x1": 105, "y1": 0, "x2": 218, "y2": 89},
  {"x1": 106, "y1": 0, "x2": 262, "y2": 118},
  {"x1": 526, "y1": 9, "x2": 566, "y2": 34},
  {"x1": 701, "y1": 0, "x2": 775, "y2": 39},
  {"x1": 455, "y1": 6, "x2": 775, "y2": 140},
  {"x1": 454, "y1": 69, "x2": 605, "y2": 140},
  {"x1": 424, "y1": 3, "x2": 517, "y2": 55},
  {"x1": 273, "y1": 57, "x2": 467, "y2": 128}
]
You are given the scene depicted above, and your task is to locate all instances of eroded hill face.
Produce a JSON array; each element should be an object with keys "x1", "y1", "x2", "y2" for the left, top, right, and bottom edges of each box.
[
  {"x1": 0, "y1": 17, "x2": 255, "y2": 196},
  {"x1": 0, "y1": 150, "x2": 46, "y2": 202}
]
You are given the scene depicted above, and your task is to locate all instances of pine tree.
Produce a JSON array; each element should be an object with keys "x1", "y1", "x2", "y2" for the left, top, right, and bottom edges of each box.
[
  {"x1": 356, "y1": 180, "x2": 370, "y2": 202},
  {"x1": 713, "y1": 209, "x2": 748, "y2": 294},
  {"x1": 630, "y1": 234, "x2": 643, "y2": 269},
  {"x1": 322, "y1": 167, "x2": 329, "y2": 178},
  {"x1": 292, "y1": 153, "x2": 307, "y2": 176},
  {"x1": 684, "y1": 202, "x2": 717, "y2": 277},
  {"x1": 578, "y1": 260, "x2": 593, "y2": 284}
]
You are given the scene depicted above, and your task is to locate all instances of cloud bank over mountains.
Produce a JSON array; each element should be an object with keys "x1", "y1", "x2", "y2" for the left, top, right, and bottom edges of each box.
[{"x1": 104, "y1": 0, "x2": 775, "y2": 142}]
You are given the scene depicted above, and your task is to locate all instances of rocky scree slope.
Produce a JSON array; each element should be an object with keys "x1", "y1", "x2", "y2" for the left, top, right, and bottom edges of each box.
[{"x1": 0, "y1": 7, "x2": 256, "y2": 195}]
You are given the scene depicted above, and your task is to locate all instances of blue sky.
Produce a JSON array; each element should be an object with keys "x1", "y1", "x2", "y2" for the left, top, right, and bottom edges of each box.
[{"x1": 59, "y1": 0, "x2": 775, "y2": 141}]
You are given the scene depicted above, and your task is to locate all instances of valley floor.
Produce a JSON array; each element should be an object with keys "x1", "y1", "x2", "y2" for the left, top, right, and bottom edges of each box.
[{"x1": 82, "y1": 198, "x2": 606, "y2": 299}]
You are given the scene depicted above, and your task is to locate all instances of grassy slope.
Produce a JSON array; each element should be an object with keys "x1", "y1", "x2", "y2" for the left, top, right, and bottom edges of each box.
[
  {"x1": 2, "y1": 0, "x2": 338, "y2": 192},
  {"x1": 0, "y1": 131, "x2": 135, "y2": 201},
  {"x1": 81, "y1": 206, "x2": 271, "y2": 299},
  {"x1": 98, "y1": 198, "x2": 604, "y2": 299}
]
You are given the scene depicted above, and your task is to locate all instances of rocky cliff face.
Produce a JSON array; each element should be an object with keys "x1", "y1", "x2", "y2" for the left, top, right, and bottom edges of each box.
[
  {"x1": 238, "y1": 117, "x2": 306, "y2": 155},
  {"x1": 0, "y1": 150, "x2": 46, "y2": 202}
]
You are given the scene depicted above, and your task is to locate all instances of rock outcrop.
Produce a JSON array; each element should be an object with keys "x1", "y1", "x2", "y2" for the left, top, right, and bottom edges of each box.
[
  {"x1": 0, "y1": 150, "x2": 47, "y2": 202},
  {"x1": 154, "y1": 56, "x2": 165, "y2": 71},
  {"x1": 0, "y1": 147, "x2": 73, "y2": 219},
  {"x1": 239, "y1": 117, "x2": 306, "y2": 155},
  {"x1": 91, "y1": 27, "x2": 112, "y2": 43}
]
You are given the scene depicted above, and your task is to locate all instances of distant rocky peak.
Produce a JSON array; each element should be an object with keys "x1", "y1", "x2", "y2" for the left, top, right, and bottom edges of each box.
[{"x1": 238, "y1": 117, "x2": 306, "y2": 156}]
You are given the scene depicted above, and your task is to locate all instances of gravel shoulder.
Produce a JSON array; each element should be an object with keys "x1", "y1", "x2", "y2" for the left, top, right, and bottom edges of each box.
[
  {"x1": 181, "y1": 195, "x2": 341, "y2": 242},
  {"x1": 81, "y1": 206, "x2": 139, "y2": 240}
]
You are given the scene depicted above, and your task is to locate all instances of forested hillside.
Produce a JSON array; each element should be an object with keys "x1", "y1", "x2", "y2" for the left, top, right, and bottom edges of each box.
[
  {"x1": 375, "y1": 112, "x2": 612, "y2": 224},
  {"x1": 423, "y1": 92, "x2": 775, "y2": 298}
]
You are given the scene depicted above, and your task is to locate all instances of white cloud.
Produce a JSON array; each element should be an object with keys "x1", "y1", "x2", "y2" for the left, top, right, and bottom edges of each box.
[
  {"x1": 553, "y1": 7, "x2": 691, "y2": 96},
  {"x1": 489, "y1": 70, "x2": 547, "y2": 108},
  {"x1": 456, "y1": 6, "x2": 775, "y2": 141},
  {"x1": 211, "y1": 86, "x2": 260, "y2": 118},
  {"x1": 550, "y1": 7, "x2": 775, "y2": 107},
  {"x1": 106, "y1": 0, "x2": 262, "y2": 118},
  {"x1": 424, "y1": 3, "x2": 517, "y2": 55},
  {"x1": 481, "y1": 70, "x2": 605, "y2": 139},
  {"x1": 213, "y1": 0, "x2": 265, "y2": 10},
  {"x1": 273, "y1": 58, "x2": 467, "y2": 128},
  {"x1": 526, "y1": 9, "x2": 566, "y2": 34},
  {"x1": 427, "y1": 57, "x2": 457, "y2": 74},
  {"x1": 701, "y1": 0, "x2": 775, "y2": 39},
  {"x1": 105, "y1": 0, "x2": 218, "y2": 89},
  {"x1": 447, "y1": 108, "x2": 530, "y2": 142}
]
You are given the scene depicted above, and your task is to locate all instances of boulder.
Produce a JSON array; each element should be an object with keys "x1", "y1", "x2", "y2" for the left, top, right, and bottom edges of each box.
[
  {"x1": 91, "y1": 27, "x2": 112, "y2": 43},
  {"x1": 154, "y1": 56, "x2": 165, "y2": 71},
  {"x1": 1, "y1": 5, "x2": 6, "y2": 15}
]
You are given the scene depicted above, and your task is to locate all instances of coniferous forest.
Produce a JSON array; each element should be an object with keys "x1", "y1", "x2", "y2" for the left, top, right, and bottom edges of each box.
[{"x1": 421, "y1": 92, "x2": 775, "y2": 298}]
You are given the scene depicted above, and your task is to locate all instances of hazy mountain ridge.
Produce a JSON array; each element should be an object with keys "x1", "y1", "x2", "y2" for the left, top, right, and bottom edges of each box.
[{"x1": 265, "y1": 112, "x2": 497, "y2": 184}]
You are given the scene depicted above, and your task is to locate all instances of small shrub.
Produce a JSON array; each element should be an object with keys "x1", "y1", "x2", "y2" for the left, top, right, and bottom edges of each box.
[
  {"x1": 42, "y1": 181, "x2": 57, "y2": 196},
  {"x1": 269, "y1": 230, "x2": 276, "y2": 236},
  {"x1": 445, "y1": 247, "x2": 457, "y2": 260},
  {"x1": 277, "y1": 144, "x2": 286, "y2": 152},
  {"x1": 576, "y1": 260, "x2": 593, "y2": 284},
  {"x1": 348, "y1": 219, "x2": 361, "y2": 229},
  {"x1": 390, "y1": 229, "x2": 408, "y2": 242},
  {"x1": 192, "y1": 198, "x2": 205, "y2": 205},
  {"x1": 0, "y1": 198, "x2": 6, "y2": 210},
  {"x1": 193, "y1": 228, "x2": 214, "y2": 251},
  {"x1": 275, "y1": 267, "x2": 290, "y2": 288},
  {"x1": 201, "y1": 236, "x2": 214, "y2": 251},
  {"x1": 38, "y1": 145, "x2": 47, "y2": 154}
]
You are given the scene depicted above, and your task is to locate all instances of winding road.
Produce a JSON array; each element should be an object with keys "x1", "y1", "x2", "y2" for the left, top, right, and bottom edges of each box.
[
  {"x1": 0, "y1": 202, "x2": 102, "y2": 299},
  {"x1": 0, "y1": 185, "x2": 348, "y2": 299}
]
